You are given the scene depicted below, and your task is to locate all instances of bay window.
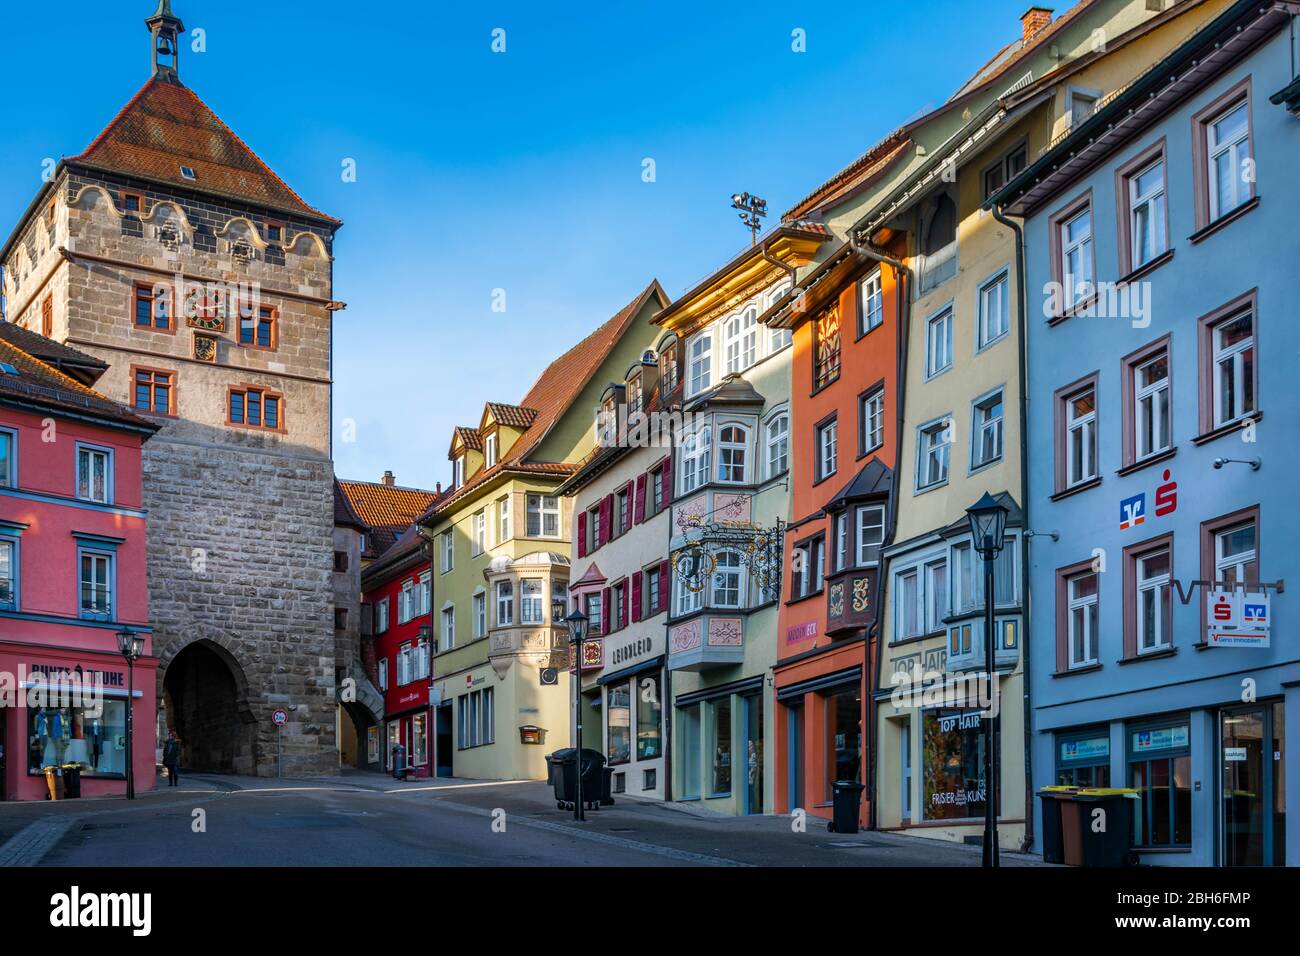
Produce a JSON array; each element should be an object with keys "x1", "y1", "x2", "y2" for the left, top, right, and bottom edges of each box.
[{"x1": 716, "y1": 424, "x2": 748, "y2": 483}]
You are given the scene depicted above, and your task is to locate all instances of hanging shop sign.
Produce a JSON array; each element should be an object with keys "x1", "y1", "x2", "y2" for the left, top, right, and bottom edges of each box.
[{"x1": 1206, "y1": 589, "x2": 1271, "y2": 648}]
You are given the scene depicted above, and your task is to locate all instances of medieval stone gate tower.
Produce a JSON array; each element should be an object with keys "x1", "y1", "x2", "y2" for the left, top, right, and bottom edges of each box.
[{"x1": 0, "y1": 2, "x2": 341, "y2": 775}]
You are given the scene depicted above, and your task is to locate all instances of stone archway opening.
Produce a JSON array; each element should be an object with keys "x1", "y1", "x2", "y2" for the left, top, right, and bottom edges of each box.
[{"x1": 162, "y1": 639, "x2": 258, "y2": 774}]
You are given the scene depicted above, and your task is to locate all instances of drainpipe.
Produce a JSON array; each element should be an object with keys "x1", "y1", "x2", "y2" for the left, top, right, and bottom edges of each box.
[
  {"x1": 759, "y1": 240, "x2": 798, "y2": 285},
  {"x1": 849, "y1": 233, "x2": 912, "y2": 833},
  {"x1": 991, "y1": 202, "x2": 1035, "y2": 855}
]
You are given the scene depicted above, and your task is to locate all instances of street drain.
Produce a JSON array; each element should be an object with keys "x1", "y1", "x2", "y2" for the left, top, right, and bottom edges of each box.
[{"x1": 822, "y1": 840, "x2": 888, "y2": 849}]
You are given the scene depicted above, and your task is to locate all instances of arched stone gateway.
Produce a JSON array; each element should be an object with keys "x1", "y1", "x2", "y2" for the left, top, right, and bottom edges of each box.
[{"x1": 160, "y1": 635, "x2": 259, "y2": 775}]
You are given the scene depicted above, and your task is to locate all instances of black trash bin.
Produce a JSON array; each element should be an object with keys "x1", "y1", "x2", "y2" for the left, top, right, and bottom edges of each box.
[
  {"x1": 547, "y1": 748, "x2": 576, "y2": 808},
  {"x1": 1074, "y1": 789, "x2": 1140, "y2": 867},
  {"x1": 391, "y1": 743, "x2": 407, "y2": 780},
  {"x1": 549, "y1": 748, "x2": 609, "y2": 810},
  {"x1": 1037, "y1": 787, "x2": 1079, "y2": 864},
  {"x1": 62, "y1": 765, "x2": 82, "y2": 799},
  {"x1": 828, "y1": 780, "x2": 865, "y2": 833}
]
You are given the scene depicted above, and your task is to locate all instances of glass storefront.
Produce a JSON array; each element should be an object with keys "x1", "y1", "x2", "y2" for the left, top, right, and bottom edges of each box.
[
  {"x1": 28, "y1": 702, "x2": 127, "y2": 778},
  {"x1": 607, "y1": 682, "x2": 632, "y2": 765},
  {"x1": 922, "y1": 709, "x2": 999, "y2": 821},
  {"x1": 636, "y1": 673, "x2": 662, "y2": 760},
  {"x1": 711, "y1": 697, "x2": 732, "y2": 796},
  {"x1": 679, "y1": 703, "x2": 701, "y2": 798},
  {"x1": 1221, "y1": 702, "x2": 1285, "y2": 866},
  {"x1": 824, "y1": 684, "x2": 861, "y2": 801},
  {"x1": 743, "y1": 691, "x2": 763, "y2": 814},
  {"x1": 1128, "y1": 718, "x2": 1191, "y2": 848},
  {"x1": 1056, "y1": 728, "x2": 1111, "y2": 787}
]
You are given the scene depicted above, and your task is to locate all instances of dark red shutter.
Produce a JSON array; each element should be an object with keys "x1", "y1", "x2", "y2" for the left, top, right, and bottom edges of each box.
[
  {"x1": 658, "y1": 560, "x2": 670, "y2": 615},
  {"x1": 634, "y1": 474, "x2": 647, "y2": 524},
  {"x1": 577, "y1": 511, "x2": 588, "y2": 558},
  {"x1": 601, "y1": 586, "x2": 612, "y2": 634},
  {"x1": 618, "y1": 582, "x2": 629, "y2": 629},
  {"x1": 600, "y1": 495, "x2": 614, "y2": 545},
  {"x1": 662, "y1": 456, "x2": 673, "y2": 503},
  {"x1": 630, "y1": 572, "x2": 643, "y2": 623}
]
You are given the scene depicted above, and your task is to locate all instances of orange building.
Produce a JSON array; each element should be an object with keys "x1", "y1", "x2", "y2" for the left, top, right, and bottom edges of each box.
[{"x1": 762, "y1": 226, "x2": 906, "y2": 827}]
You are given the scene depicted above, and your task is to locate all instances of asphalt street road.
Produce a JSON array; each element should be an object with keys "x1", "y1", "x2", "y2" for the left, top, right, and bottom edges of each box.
[{"x1": 0, "y1": 772, "x2": 1051, "y2": 867}]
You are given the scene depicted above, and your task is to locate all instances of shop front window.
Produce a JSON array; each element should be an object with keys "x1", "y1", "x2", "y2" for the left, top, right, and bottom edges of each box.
[
  {"x1": 607, "y1": 681, "x2": 632, "y2": 765},
  {"x1": 824, "y1": 685, "x2": 861, "y2": 802},
  {"x1": 411, "y1": 713, "x2": 428, "y2": 766},
  {"x1": 922, "y1": 709, "x2": 999, "y2": 821},
  {"x1": 1129, "y1": 720, "x2": 1191, "y2": 848},
  {"x1": 679, "y1": 703, "x2": 701, "y2": 799},
  {"x1": 1056, "y1": 729, "x2": 1111, "y2": 787},
  {"x1": 710, "y1": 697, "x2": 732, "y2": 796},
  {"x1": 637, "y1": 673, "x2": 662, "y2": 760},
  {"x1": 28, "y1": 702, "x2": 128, "y2": 778}
]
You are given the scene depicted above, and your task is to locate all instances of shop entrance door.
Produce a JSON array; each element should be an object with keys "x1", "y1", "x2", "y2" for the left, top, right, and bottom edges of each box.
[
  {"x1": 786, "y1": 702, "x2": 804, "y2": 812},
  {"x1": 742, "y1": 692, "x2": 763, "y2": 815},
  {"x1": 1221, "y1": 702, "x2": 1285, "y2": 866},
  {"x1": 435, "y1": 703, "x2": 454, "y2": 777}
]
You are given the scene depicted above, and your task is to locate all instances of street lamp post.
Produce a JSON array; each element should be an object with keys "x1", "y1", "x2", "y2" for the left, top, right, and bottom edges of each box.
[
  {"x1": 965, "y1": 492, "x2": 1009, "y2": 868},
  {"x1": 115, "y1": 627, "x2": 146, "y2": 800},
  {"x1": 557, "y1": 601, "x2": 589, "y2": 823}
]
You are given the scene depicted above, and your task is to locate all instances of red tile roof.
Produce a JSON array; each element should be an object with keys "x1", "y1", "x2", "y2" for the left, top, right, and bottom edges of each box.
[
  {"x1": 452, "y1": 426, "x2": 483, "y2": 452},
  {"x1": 428, "y1": 279, "x2": 669, "y2": 519},
  {"x1": 485, "y1": 402, "x2": 538, "y2": 429},
  {"x1": 337, "y1": 479, "x2": 439, "y2": 557},
  {"x1": 68, "y1": 77, "x2": 339, "y2": 224},
  {"x1": 0, "y1": 334, "x2": 156, "y2": 433}
]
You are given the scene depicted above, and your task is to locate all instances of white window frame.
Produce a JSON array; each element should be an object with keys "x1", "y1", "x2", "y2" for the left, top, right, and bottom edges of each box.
[
  {"x1": 687, "y1": 332, "x2": 712, "y2": 397},
  {"x1": 858, "y1": 268, "x2": 883, "y2": 336},
  {"x1": 925, "y1": 306, "x2": 953, "y2": 379},
  {"x1": 1067, "y1": 571, "x2": 1099, "y2": 669},
  {"x1": 520, "y1": 578, "x2": 543, "y2": 624},
  {"x1": 452, "y1": 455, "x2": 465, "y2": 490},
  {"x1": 971, "y1": 388, "x2": 1005, "y2": 470},
  {"x1": 678, "y1": 423, "x2": 711, "y2": 495},
  {"x1": 498, "y1": 496, "x2": 511, "y2": 542},
  {"x1": 1136, "y1": 549, "x2": 1172, "y2": 654},
  {"x1": 977, "y1": 270, "x2": 1009, "y2": 349},
  {"x1": 861, "y1": 389, "x2": 884, "y2": 454},
  {"x1": 0, "y1": 537, "x2": 16, "y2": 609},
  {"x1": 376, "y1": 597, "x2": 390, "y2": 634},
  {"x1": 722, "y1": 307, "x2": 758, "y2": 374},
  {"x1": 816, "y1": 419, "x2": 837, "y2": 482},
  {"x1": 1128, "y1": 158, "x2": 1167, "y2": 268},
  {"x1": 894, "y1": 567, "x2": 921, "y2": 641},
  {"x1": 1214, "y1": 521, "x2": 1257, "y2": 588},
  {"x1": 764, "y1": 412, "x2": 788, "y2": 479},
  {"x1": 1211, "y1": 310, "x2": 1254, "y2": 428},
  {"x1": 496, "y1": 579, "x2": 514, "y2": 626},
  {"x1": 78, "y1": 547, "x2": 113, "y2": 620},
  {"x1": 440, "y1": 605, "x2": 456, "y2": 651},
  {"x1": 0, "y1": 428, "x2": 16, "y2": 489},
  {"x1": 472, "y1": 509, "x2": 486, "y2": 556},
  {"x1": 472, "y1": 590, "x2": 487, "y2": 639},
  {"x1": 833, "y1": 512, "x2": 848, "y2": 573},
  {"x1": 76, "y1": 444, "x2": 113, "y2": 504},
  {"x1": 484, "y1": 432, "x2": 498, "y2": 467},
  {"x1": 526, "y1": 493, "x2": 561, "y2": 539},
  {"x1": 674, "y1": 572, "x2": 702, "y2": 616},
  {"x1": 855, "y1": 505, "x2": 885, "y2": 566},
  {"x1": 1134, "y1": 351, "x2": 1171, "y2": 461},
  {"x1": 378, "y1": 657, "x2": 389, "y2": 691},
  {"x1": 917, "y1": 417, "x2": 952, "y2": 491},
  {"x1": 716, "y1": 422, "x2": 749, "y2": 484},
  {"x1": 1061, "y1": 208, "x2": 1094, "y2": 310},
  {"x1": 1207, "y1": 101, "x2": 1250, "y2": 222},
  {"x1": 1066, "y1": 387, "x2": 1098, "y2": 487},
  {"x1": 440, "y1": 531, "x2": 453, "y2": 573},
  {"x1": 711, "y1": 550, "x2": 745, "y2": 609}
]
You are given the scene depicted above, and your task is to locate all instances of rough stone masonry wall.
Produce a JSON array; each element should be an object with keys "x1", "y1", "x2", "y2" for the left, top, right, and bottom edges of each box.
[{"x1": 42, "y1": 169, "x2": 340, "y2": 775}]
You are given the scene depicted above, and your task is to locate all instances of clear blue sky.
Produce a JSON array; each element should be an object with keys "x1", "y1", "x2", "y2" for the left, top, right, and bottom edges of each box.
[{"x1": 1, "y1": 0, "x2": 1039, "y2": 491}]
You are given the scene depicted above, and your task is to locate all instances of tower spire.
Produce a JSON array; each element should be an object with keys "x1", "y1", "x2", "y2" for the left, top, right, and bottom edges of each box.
[{"x1": 145, "y1": 1, "x2": 186, "y2": 82}]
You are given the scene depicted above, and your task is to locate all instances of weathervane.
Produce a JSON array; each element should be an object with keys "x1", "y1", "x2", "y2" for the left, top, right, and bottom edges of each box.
[{"x1": 731, "y1": 192, "x2": 768, "y2": 246}]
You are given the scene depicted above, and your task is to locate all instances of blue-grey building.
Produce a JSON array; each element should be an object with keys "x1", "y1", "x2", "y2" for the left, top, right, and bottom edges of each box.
[{"x1": 992, "y1": 0, "x2": 1299, "y2": 866}]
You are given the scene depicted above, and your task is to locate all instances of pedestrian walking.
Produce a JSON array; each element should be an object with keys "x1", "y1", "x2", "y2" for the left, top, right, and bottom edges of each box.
[{"x1": 162, "y1": 731, "x2": 182, "y2": 787}]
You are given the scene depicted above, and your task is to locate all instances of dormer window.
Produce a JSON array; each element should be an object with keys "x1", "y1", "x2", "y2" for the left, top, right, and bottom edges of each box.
[
  {"x1": 485, "y1": 432, "x2": 498, "y2": 468},
  {"x1": 627, "y1": 375, "x2": 642, "y2": 415},
  {"x1": 660, "y1": 342, "x2": 678, "y2": 393},
  {"x1": 180, "y1": 166, "x2": 197, "y2": 181},
  {"x1": 453, "y1": 455, "x2": 465, "y2": 490}
]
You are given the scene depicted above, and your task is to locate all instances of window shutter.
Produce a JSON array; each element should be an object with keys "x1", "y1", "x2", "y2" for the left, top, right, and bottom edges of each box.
[
  {"x1": 658, "y1": 559, "x2": 670, "y2": 613},
  {"x1": 662, "y1": 456, "x2": 673, "y2": 503},
  {"x1": 600, "y1": 495, "x2": 614, "y2": 546},
  {"x1": 601, "y1": 586, "x2": 612, "y2": 635},
  {"x1": 577, "y1": 511, "x2": 588, "y2": 558},
  {"x1": 619, "y1": 583, "x2": 629, "y2": 629},
  {"x1": 630, "y1": 572, "x2": 643, "y2": 623},
  {"x1": 634, "y1": 474, "x2": 647, "y2": 524}
]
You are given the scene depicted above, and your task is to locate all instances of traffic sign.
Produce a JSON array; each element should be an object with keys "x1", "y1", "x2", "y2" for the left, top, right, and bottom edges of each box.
[{"x1": 273, "y1": 709, "x2": 288, "y2": 726}]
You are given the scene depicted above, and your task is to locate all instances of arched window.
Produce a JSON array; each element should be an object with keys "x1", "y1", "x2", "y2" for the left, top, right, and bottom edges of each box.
[
  {"x1": 765, "y1": 414, "x2": 789, "y2": 478},
  {"x1": 716, "y1": 423, "x2": 749, "y2": 483},
  {"x1": 679, "y1": 425, "x2": 712, "y2": 494},
  {"x1": 688, "y1": 333, "x2": 712, "y2": 396},
  {"x1": 711, "y1": 550, "x2": 745, "y2": 609},
  {"x1": 723, "y1": 307, "x2": 759, "y2": 374},
  {"x1": 675, "y1": 569, "x2": 703, "y2": 616}
]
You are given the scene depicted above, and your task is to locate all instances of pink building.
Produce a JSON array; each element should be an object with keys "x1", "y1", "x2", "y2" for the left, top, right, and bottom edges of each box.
[{"x1": 0, "y1": 324, "x2": 158, "y2": 801}]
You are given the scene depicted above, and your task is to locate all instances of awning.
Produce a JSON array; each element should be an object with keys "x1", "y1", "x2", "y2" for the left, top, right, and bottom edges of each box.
[
  {"x1": 596, "y1": 655, "x2": 665, "y2": 687},
  {"x1": 777, "y1": 666, "x2": 862, "y2": 701},
  {"x1": 20, "y1": 680, "x2": 143, "y2": 699}
]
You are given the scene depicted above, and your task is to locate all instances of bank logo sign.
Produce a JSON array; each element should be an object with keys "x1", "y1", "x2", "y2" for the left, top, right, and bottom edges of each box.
[{"x1": 1206, "y1": 589, "x2": 1271, "y2": 648}]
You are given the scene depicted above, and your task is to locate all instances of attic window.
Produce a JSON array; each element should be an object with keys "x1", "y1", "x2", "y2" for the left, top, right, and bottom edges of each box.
[
  {"x1": 180, "y1": 166, "x2": 197, "y2": 181},
  {"x1": 0, "y1": 363, "x2": 20, "y2": 376}
]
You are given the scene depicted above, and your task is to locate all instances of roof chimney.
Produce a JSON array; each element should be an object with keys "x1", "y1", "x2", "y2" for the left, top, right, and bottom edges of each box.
[
  {"x1": 381, "y1": 470, "x2": 395, "y2": 486},
  {"x1": 1021, "y1": 6, "x2": 1054, "y2": 43}
]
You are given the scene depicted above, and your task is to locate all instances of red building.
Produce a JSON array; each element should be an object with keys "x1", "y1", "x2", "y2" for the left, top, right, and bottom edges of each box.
[
  {"x1": 763, "y1": 175, "x2": 909, "y2": 825},
  {"x1": 0, "y1": 325, "x2": 159, "y2": 801},
  {"x1": 361, "y1": 524, "x2": 435, "y2": 777}
]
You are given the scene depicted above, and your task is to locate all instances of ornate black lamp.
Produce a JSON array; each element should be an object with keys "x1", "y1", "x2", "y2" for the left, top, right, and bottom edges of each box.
[{"x1": 116, "y1": 627, "x2": 146, "y2": 799}]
